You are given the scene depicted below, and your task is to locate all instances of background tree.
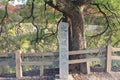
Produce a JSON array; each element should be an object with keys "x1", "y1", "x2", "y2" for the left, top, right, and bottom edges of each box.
[
  {"x1": 45, "y1": 0, "x2": 120, "y2": 73},
  {"x1": 0, "y1": 0, "x2": 120, "y2": 73},
  {"x1": 45, "y1": 0, "x2": 120, "y2": 49}
]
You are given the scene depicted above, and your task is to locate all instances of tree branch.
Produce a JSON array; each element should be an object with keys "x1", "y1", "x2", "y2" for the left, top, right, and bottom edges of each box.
[
  {"x1": 45, "y1": 0, "x2": 76, "y2": 17},
  {"x1": 89, "y1": 3, "x2": 111, "y2": 37},
  {"x1": 102, "y1": 4, "x2": 120, "y2": 25},
  {"x1": 113, "y1": 40, "x2": 120, "y2": 47},
  {"x1": 0, "y1": 4, "x2": 8, "y2": 35}
]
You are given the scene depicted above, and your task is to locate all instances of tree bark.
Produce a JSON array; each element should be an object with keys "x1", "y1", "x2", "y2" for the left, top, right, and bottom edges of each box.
[
  {"x1": 68, "y1": 7, "x2": 87, "y2": 73},
  {"x1": 69, "y1": 9, "x2": 86, "y2": 50}
]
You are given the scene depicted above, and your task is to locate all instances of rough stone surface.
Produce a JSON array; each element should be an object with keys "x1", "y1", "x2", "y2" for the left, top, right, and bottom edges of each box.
[{"x1": 58, "y1": 22, "x2": 69, "y2": 79}]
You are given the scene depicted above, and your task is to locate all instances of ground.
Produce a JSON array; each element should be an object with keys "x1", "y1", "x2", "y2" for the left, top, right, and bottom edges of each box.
[
  {"x1": 71, "y1": 66, "x2": 120, "y2": 80},
  {"x1": 71, "y1": 72, "x2": 120, "y2": 80},
  {"x1": 1, "y1": 68, "x2": 120, "y2": 80}
]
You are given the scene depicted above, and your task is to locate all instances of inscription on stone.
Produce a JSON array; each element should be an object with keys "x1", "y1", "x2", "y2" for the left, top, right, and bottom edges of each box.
[{"x1": 58, "y1": 22, "x2": 69, "y2": 79}]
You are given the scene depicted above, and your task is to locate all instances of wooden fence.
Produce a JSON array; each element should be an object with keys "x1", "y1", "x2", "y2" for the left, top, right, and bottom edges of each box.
[
  {"x1": 0, "y1": 45, "x2": 120, "y2": 79},
  {"x1": 69, "y1": 45, "x2": 120, "y2": 74},
  {"x1": 0, "y1": 51, "x2": 59, "y2": 79},
  {"x1": 17, "y1": 51, "x2": 59, "y2": 79}
]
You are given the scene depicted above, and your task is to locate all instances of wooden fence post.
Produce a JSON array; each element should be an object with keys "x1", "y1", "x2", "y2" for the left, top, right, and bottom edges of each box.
[
  {"x1": 86, "y1": 61, "x2": 90, "y2": 74},
  {"x1": 16, "y1": 50, "x2": 22, "y2": 79},
  {"x1": 58, "y1": 21, "x2": 69, "y2": 80},
  {"x1": 40, "y1": 65, "x2": 44, "y2": 77},
  {"x1": 106, "y1": 45, "x2": 112, "y2": 73}
]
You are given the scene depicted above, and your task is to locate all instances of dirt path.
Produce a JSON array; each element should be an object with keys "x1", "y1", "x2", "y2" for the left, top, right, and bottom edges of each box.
[
  {"x1": 1, "y1": 68, "x2": 120, "y2": 80},
  {"x1": 110, "y1": 72, "x2": 120, "y2": 80},
  {"x1": 72, "y1": 72, "x2": 120, "y2": 80}
]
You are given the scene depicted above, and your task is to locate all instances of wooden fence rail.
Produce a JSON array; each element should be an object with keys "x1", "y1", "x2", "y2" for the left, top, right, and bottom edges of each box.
[
  {"x1": 0, "y1": 45, "x2": 120, "y2": 79},
  {"x1": 69, "y1": 45, "x2": 120, "y2": 74},
  {"x1": 0, "y1": 53, "x2": 15, "y2": 67},
  {"x1": 16, "y1": 51, "x2": 59, "y2": 79},
  {"x1": 0, "y1": 51, "x2": 59, "y2": 79}
]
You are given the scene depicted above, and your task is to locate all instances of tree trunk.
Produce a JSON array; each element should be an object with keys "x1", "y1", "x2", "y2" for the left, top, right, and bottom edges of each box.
[
  {"x1": 69, "y1": 9, "x2": 86, "y2": 50},
  {"x1": 68, "y1": 8, "x2": 87, "y2": 73},
  {"x1": 46, "y1": 0, "x2": 88, "y2": 74}
]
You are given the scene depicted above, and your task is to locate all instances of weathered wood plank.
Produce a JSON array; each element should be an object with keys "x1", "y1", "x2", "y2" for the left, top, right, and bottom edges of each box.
[
  {"x1": 69, "y1": 48, "x2": 106, "y2": 55},
  {"x1": 0, "y1": 61, "x2": 8, "y2": 66},
  {"x1": 87, "y1": 62, "x2": 90, "y2": 74},
  {"x1": 0, "y1": 53, "x2": 15, "y2": 57},
  {"x1": 40, "y1": 65, "x2": 44, "y2": 77},
  {"x1": 69, "y1": 57, "x2": 106, "y2": 64},
  {"x1": 112, "y1": 56, "x2": 120, "y2": 60},
  {"x1": 16, "y1": 50, "x2": 22, "y2": 79},
  {"x1": 112, "y1": 48, "x2": 120, "y2": 52},
  {"x1": 0, "y1": 78, "x2": 16, "y2": 80},
  {"x1": 106, "y1": 45, "x2": 112, "y2": 73},
  {"x1": 21, "y1": 61, "x2": 59, "y2": 66},
  {"x1": 0, "y1": 53, "x2": 9, "y2": 57},
  {"x1": 0, "y1": 61, "x2": 15, "y2": 66},
  {"x1": 21, "y1": 52, "x2": 59, "y2": 57}
]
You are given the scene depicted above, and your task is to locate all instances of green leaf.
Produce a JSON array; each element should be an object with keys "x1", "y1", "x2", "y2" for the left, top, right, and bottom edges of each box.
[
  {"x1": 0, "y1": 0, "x2": 8, "y2": 5},
  {"x1": 53, "y1": 0, "x2": 56, "y2": 5}
]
